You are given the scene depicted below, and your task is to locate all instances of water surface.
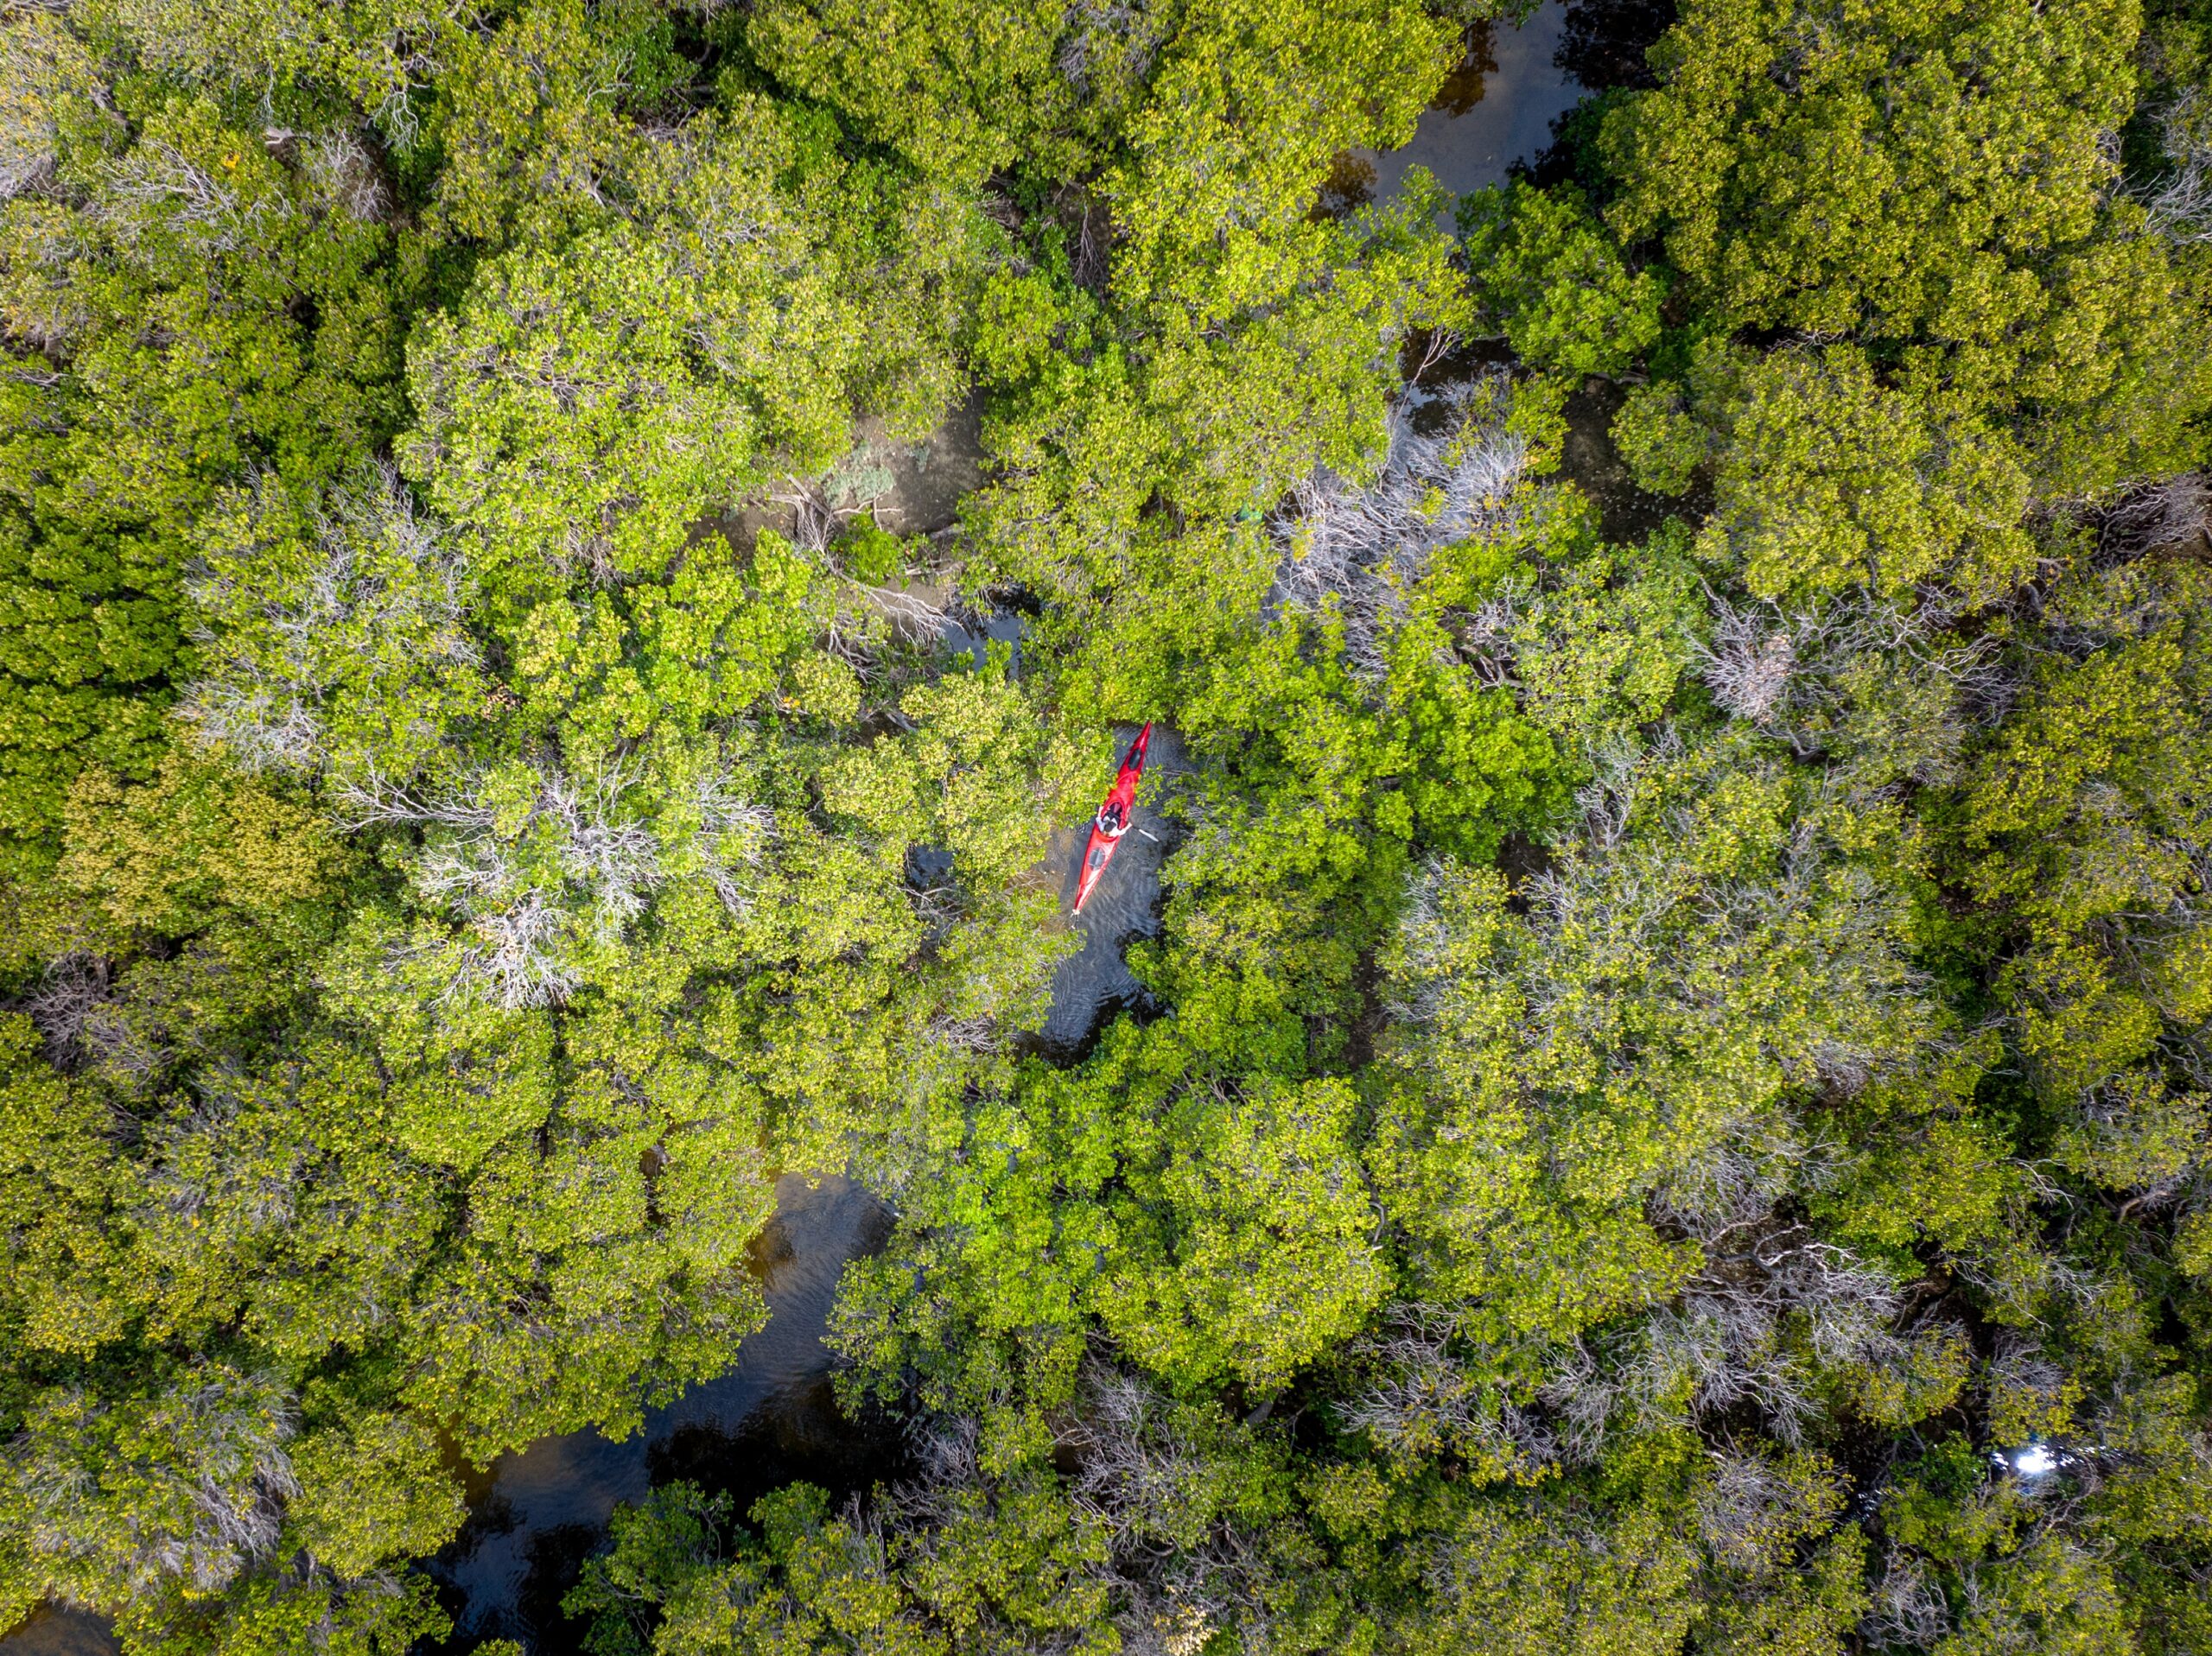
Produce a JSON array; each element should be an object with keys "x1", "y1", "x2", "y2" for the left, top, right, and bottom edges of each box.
[
  {"x1": 1033, "y1": 725, "x2": 1191, "y2": 1056},
  {"x1": 1333, "y1": 0, "x2": 1586, "y2": 210}
]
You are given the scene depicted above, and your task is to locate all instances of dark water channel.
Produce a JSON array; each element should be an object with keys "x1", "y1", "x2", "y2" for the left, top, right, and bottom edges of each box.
[
  {"x1": 424, "y1": 1176, "x2": 892, "y2": 1652},
  {"x1": 1338, "y1": 0, "x2": 1588, "y2": 207},
  {"x1": 0, "y1": 10, "x2": 1662, "y2": 1650},
  {"x1": 1034, "y1": 725, "x2": 1191, "y2": 1055}
]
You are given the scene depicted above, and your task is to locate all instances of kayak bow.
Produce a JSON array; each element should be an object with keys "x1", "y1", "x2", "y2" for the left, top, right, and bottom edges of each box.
[{"x1": 1072, "y1": 722, "x2": 1153, "y2": 917}]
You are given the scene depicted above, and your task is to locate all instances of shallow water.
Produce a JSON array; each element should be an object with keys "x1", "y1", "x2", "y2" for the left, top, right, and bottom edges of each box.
[
  {"x1": 1033, "y1": 725, "x2": 1192, "y2": 1056},
  {"x1": 1560, "y1": 377, "x2": 1685, "y2": 542},
  {"x1": 1335, "y1": 0, "x2": 1587, "y2": 209}
]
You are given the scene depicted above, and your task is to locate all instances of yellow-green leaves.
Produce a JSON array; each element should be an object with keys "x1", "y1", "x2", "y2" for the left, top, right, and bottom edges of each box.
[
  {"x1": 0, "y1": 1013, "x2": 139, "y2": 1360},
  {"x1": 427, "y1": 0, "x2": 661, "y2": 245},
  {"x1": 286, "y1": 1412, "x2": 464, "y2": 1578},
  {"x1": 399, "y1": 230, "x2": 768, "y2": 588},
  {"x1": 1107, "y1": 0, "x2": 1450, "y2": 321},
  {"x1": 1611, "y1": 382, "x2": 1707, "y2": 496},
  {"x1": 57, "y1": 748, "x2": 345, "y2": 938},
  {"x1": 1376, "y1": 739, "x2": 1931, "y2": 1348},
  {"x1": 1460, "y1": 182, "x2": 1665, "y2": 382},
  {"x1": 186, "y1": 463, "x2": 486, "y2": 784},
  {"x1": 1602, "y1": 0, "x2": 2211, "y2": 498},
  {"x1": 1605, "y1": 0, "x2": 2134, "y2": 348},
  {"x1": 1100, "y1": 1075, "x2": 1389, "y2": 1392},
  {"x1": 745, "y1": 0, "x2": 1079, "y2": 183},
  {"x1": 1945, "y1": 559, "x2": 2212, "y2": 1216},
  {"x1": 1698, "y1": 347, "x2": 2036, "y2": 603},
  {"x1": 0, "y1": 1366, "x2": 298, "y2": 1604}
]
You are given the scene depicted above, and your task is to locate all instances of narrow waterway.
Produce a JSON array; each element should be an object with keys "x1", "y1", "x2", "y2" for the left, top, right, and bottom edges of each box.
[{"x1": 1034, "y1": 724, "x2": 1189, "y2": 1055}]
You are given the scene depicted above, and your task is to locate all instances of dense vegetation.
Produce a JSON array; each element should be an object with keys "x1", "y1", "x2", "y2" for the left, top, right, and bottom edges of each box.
[{"x1": 3, "y1": 0, "x2": 2211, "y2": 1648}]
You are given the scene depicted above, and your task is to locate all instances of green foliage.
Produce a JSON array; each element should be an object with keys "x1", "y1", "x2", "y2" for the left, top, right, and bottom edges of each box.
[
  {"x1": 1460, "y1": 182, "x2": 1665, "y2": 382},
  {"x1": 6, "y1": 0, "x2": 2212, "y2": 1647},
  {"x1": 1106, "y1": 0, "x2": 1451, "y2": 320},
  {"x1": 1611, "y1": 381, "x2": 1707, "y2": 495},
  {"x1": 1952, "y1": 558, "x2": 2212, "y2": 1158},
  {"x1": 73, "y1": 0, "x2": 461, "y2": 124},
  {"x1": 1604, "y1": 0, "x2": 2212, "y2": 491},
  {"x1": 286, "y1": 1411, "x2": 465, "y2": 1577},
  {"x1": 0, "y1": 79, "x2": 414, "y2": 867},
  {"x1": 1607, "y1": 0, "x2": 2133, "y2": 346},
  {"x1": 1097, "y1": 1075, "x2": 1389, "y2": 1391},
  {"x1": 744, "y1": 0, "x2": 1111, "y2": 183},
  {"x1": 1374, "y1": 738, "x2": 1936, "y2": 1346},
  {"x1": 1421, "y1": 1485, "x2": 1703, "y2": 1655},
  {"x1": 426, "y1": 0, "x2": 673, "y2": 245},
  {"x1": 1697, "y1": 346, "x2": 2036, "y2": 602},
  {"x1": 567, "y1": 1472, "x2": 1124, "y2": 1655},
  {"x1": 1, "y1": 1365, "x2": 298, "y2": 1606}
]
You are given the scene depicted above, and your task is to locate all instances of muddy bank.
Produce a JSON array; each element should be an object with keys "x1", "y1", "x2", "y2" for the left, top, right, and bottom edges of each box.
[
  {"x1": 0, "y1": 1610, "x2": 111, "y2": 1656},
  {"x1": 1559, "y1": 376, "x2": 1688, "y2": 543}
]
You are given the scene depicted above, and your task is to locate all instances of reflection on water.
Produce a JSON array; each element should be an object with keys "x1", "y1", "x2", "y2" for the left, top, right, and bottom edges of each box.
[
  {"x1": 1554, "y1": 0, "x2": 1678, "y2": 93},
  {"x1": 1344, "y1": 0, "x2": 1586, "y2": 206},
  {"x1": 424, "y1": 1175, "x2": 895, "y2": 1653},
  {"x1": 938, "y1": 606, "x2": 1027, "y2": 673}
]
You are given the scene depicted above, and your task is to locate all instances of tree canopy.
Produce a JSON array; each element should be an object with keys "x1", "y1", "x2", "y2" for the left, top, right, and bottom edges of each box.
[{"x1": 3, "y1": 0, "x2": 2212, "y2": 1650}]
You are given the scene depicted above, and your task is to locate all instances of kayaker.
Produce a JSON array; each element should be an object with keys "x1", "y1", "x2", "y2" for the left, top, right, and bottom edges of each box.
[{"x1": 1073, "y1": 723, "x2": 1152, "y2": 915}]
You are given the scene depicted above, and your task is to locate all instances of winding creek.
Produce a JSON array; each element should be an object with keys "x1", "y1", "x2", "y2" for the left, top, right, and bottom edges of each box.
[{"x1": 0, "y1": 7, "x2": 1630, "y2": 1649}]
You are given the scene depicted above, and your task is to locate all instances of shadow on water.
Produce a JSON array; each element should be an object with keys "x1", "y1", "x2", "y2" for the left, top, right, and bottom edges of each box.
[
  {"x1": 1554, "y1": 0, "x2": 1678, "y2": 93},
  {"x1": 422, "y1": 1174, "x2": 899, "y2": 1654}
]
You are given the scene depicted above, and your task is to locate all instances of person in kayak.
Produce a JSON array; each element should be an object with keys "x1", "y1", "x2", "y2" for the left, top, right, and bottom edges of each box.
[{"x1": 1073, "y1": 723, "x2": 1151, "y2": 915}]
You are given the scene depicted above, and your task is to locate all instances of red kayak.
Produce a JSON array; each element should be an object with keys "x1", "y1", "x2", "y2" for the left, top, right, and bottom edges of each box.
[{"x1": 1072, "y1": 722, "x2": 1152, "y2": 916}]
